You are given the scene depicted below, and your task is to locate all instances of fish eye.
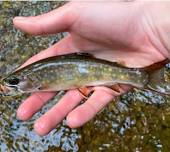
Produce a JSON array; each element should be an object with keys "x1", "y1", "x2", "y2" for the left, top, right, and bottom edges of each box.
[{"x1": 6, "y1": 76, "x2": 20, "y2": 85}]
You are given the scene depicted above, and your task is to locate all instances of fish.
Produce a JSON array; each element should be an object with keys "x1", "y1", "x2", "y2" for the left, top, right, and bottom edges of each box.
[{"x1": 0, "y1": 53, "x2": 169, "y2": 95}]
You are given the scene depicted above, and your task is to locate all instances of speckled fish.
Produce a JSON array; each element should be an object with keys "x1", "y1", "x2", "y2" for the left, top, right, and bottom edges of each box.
[{"x1": 0, "y1": 53, "x2": 169, "y2": 95}]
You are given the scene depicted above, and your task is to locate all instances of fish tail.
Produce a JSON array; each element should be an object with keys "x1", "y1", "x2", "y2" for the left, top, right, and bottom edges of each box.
[
  {"x1": 144, "y1": 60, "x2": 170, "y2": 95},
  {"x1": 147, "y1": 68, "x2": 168, "y2": 94}
]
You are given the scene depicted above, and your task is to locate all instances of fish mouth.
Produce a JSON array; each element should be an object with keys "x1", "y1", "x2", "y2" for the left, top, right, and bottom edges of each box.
[
  {"x1": 0, "y1": 84, "x2": 19, "y2": 96},
  {"x1": 0, "y1": 84, "x2": 10, "y2": 93}
]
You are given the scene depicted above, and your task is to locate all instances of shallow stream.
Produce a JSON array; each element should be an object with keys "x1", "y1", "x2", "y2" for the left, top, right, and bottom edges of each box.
[{"x1": 0, "y1": 2, "x2": 170, "y2": 152}]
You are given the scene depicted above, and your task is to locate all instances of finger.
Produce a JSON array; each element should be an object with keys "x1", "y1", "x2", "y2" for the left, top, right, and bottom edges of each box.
[
  {"x1": 19, "y1": 35, "x2": 78, "y2": 69},
  {"x1": 17, "y1": 92, "x2": 56, "y2": 121},
  {"x1": 34, "y1": 89, "x2": 83, "y2": 136},
  {"x1": 13, "y1": 3, "x2": 78, "y2": 35},
  {"x1": 66, "y1": 90, "x2": 114, "y2": 128},
  {"x1": 66, "y1": 85, "x2": 131, "y2": 128}
]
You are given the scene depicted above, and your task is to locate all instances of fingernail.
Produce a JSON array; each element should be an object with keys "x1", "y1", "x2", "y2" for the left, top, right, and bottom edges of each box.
[
  {"x1": 14, "y1": 16, "x2": 27, "y2": 20},
  {"x1": 66, "y1": 115, "x2": 79, "y2": 128},
  {"x1": 34, "y1": 120, "x2": 49, "y2": 136},
  {"x1": 17, "y1": 107, "x2": 28, "y2": 120}
]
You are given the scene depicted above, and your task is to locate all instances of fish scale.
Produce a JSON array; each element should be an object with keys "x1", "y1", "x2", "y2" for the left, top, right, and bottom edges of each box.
[{"x1": 0, "y1": 53, "x2": 169, "y2": 95}]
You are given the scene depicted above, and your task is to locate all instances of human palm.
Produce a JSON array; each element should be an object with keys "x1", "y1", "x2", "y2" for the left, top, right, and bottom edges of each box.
[{"x1": 13, "y1": 2, "x2": 169, "y2": 135}]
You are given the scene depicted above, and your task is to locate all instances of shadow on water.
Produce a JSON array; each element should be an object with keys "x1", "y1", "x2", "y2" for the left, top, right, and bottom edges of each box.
[{"x1": 0, "y1": 1, "x2": 170, "y2": 152}]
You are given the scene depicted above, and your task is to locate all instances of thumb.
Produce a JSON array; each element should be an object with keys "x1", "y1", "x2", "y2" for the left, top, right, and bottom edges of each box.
[{"x1": 13, "y1": 3, "x2": 77, "y2": 35}]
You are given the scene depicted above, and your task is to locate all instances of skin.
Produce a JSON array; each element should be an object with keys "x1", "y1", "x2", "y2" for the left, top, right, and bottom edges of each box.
[{"x1": 13, "y1": 1, "x2": 170, "y2": 136}]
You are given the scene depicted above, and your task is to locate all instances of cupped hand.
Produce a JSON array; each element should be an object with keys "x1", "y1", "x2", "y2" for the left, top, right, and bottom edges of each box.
[{"x1": 13, "y1": 1, "x2": 170, "y2": 136}]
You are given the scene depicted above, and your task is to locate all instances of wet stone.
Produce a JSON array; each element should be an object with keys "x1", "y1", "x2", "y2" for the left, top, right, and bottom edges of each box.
[{"x1": 0, "y1": 1, "x2": 170, "y2": 152}]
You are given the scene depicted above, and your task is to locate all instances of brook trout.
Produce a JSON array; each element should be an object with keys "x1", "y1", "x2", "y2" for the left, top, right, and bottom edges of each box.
[{"x1": 0, "y1": 53, "x2": 169, "y2": 95}]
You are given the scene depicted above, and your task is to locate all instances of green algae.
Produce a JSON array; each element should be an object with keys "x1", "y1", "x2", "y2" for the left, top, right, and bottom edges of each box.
[{"x1": 0, "y1": 1, "x2": 170, "y2": 152}]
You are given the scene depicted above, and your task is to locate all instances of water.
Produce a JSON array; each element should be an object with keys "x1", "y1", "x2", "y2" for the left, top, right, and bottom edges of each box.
[{"x1": 0, "y1": 2, "x2": 170, "y2": 152}]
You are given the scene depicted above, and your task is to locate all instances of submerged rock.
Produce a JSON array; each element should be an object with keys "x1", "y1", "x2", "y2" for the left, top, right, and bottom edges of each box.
[{"x1": 0, "y1": 1, "x2": 170, "y2": 152}]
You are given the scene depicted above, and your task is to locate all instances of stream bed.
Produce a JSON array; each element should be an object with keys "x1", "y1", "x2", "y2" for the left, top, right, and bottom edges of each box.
[{"x1": 0, "y1": 2, "x2": 170, "y2": 152}]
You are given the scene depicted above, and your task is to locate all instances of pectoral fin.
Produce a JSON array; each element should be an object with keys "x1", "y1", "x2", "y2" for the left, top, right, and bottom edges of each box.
[{"x1": 78, "y1": 87, "x2": 93, "y2": 99}]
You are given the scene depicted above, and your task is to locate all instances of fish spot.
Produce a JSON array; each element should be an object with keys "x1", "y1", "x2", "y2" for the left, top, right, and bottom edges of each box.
[{"x1": 120, "y1": 75, "x2": 125, "y2": 80}]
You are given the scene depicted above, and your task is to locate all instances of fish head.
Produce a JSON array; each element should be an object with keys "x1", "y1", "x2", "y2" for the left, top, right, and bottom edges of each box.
[{"x1": 2, "y1": 74, "x2": 40, "y2": 93}]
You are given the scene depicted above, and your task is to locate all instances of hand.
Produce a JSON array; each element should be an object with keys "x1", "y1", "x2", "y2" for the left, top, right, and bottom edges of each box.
[{"x1": 13, "y1": 1, "x2": 170, "y2": 136}]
